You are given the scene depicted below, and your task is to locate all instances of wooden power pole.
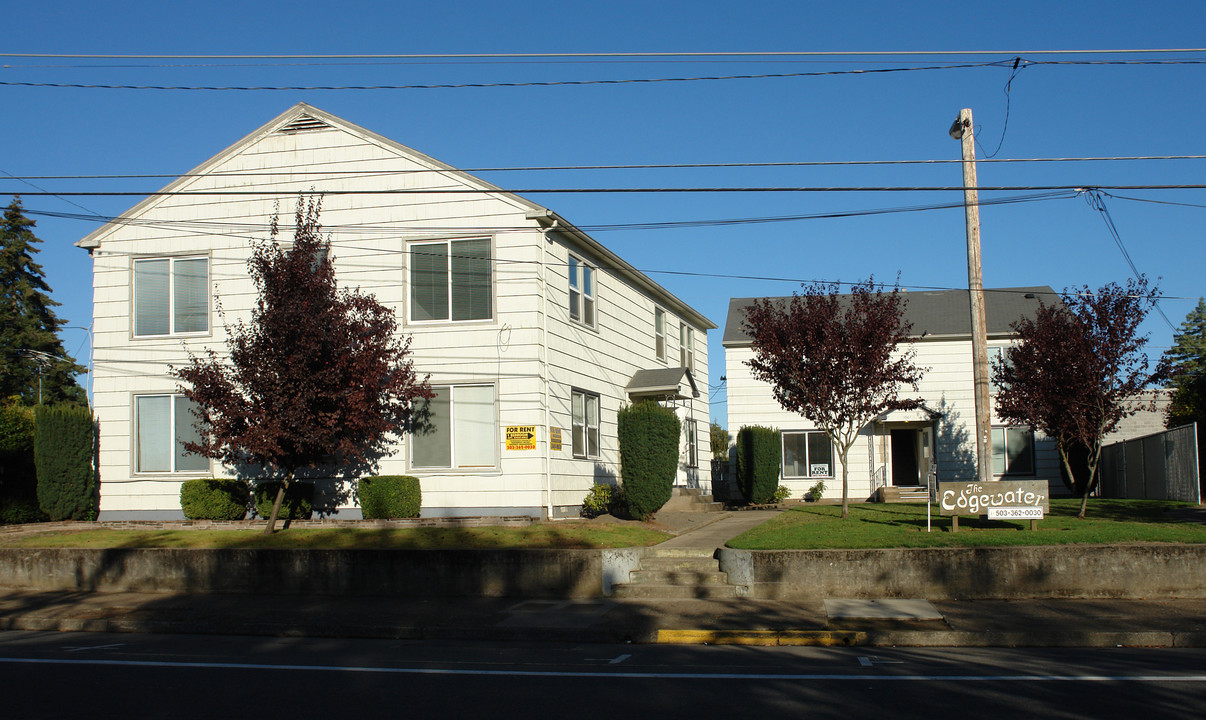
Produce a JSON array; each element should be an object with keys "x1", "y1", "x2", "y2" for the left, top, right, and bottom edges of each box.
[{"x1": 950, "y1": 108, "x2": 993, "y2": 484}]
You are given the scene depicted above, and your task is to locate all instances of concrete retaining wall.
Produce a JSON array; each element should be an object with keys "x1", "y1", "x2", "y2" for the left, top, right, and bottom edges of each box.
[
  {"x1": 718, "y1": 545, "x2": 1206, "y2": 600},
  {"x1": 0, "y1": 549, "x2": 602, "y2": 598}
]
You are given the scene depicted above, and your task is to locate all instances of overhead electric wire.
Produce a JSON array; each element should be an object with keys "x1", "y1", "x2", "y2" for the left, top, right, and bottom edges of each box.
[
  {"x1": 9, "y1": 155, "x2": 1206, "y2": 180},
  {"x1": 4, "y1": 49, "x2": 1205, "y2": 59}
]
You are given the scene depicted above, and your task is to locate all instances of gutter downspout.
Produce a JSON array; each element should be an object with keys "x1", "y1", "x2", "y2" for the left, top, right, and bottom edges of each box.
[{"x1": 540, "y1": 219, "x2": 559, "y2": 520}]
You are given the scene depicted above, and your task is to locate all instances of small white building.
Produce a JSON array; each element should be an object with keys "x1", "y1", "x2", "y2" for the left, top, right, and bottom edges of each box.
[
  {"x1": 723, "y1": 287, "x2": 1064, "y2": 501},
  {"x1": 78, "y1": 103, "x2": 714, "y2": 520}
]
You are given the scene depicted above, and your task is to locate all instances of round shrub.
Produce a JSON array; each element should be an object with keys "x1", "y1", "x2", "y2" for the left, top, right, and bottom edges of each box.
[
  {"x1": 180, "y1": 478, "x2": 249, "y2": 520},
  {"x1": 580, "y1": 483, "x2": 615, "y2": 519},
  {"x1": 254, "y1": 480, "x2": 314, "y2": 520},
  {"x1": 359, "y1": 475, "x2": 421, "y2": 519},
  {"x1": 618, "y1": 401, "x2": 680, "y2": 521}
]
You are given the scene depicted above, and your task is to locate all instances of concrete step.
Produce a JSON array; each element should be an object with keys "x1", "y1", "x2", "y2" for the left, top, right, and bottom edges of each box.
[
  {"x1": 645, "y1": 547, "x2": 717, "y2": 559},
  {"x1": 610, "y1": 583, "x2": 742, "y2": 600},
  {"x1": 638, "y1": 557, "x2": 721, "y2": 573},
  {"x1": 629, "y1": 570, "x2": 730, "y2": 585},
  {"x1": 661, "y1": 487, "x2": 722, "y2": 513}
]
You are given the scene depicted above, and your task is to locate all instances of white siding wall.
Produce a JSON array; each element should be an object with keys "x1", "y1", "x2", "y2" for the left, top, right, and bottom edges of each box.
[
  {"x1": 88, "y1": 116, "x2": 710, "y2": 519},
  {"x1": 725, "y1": 338, "x2": 1059, "y2": 502}
]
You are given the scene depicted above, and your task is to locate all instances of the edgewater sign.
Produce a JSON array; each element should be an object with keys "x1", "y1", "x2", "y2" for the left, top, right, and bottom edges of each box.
[{"x1": 938, "y1": 481, "x2": 1049, "y2": 516}]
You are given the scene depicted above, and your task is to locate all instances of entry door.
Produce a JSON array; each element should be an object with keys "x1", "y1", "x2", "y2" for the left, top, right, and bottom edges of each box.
[{"x1": 890, "y1": 429, "x2": 920, "y2": 486}]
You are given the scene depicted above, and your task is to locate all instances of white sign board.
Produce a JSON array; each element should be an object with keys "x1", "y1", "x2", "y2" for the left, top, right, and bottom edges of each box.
[
  {"x1": 810, "y1": 464, "x2": 830, "y2": 477},
  {"x1": 987, "y1": 507, "x2": 1044, "y2": 520}
]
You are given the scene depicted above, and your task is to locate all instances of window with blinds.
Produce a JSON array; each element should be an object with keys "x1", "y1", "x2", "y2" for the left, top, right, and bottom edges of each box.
[
  {"x1": 410, "y1": 238, "x2": 492, "y2": 322},
  {"x1": 134, "y1": 394, "x2": 209, "y2": 474},
  {"x1": 133, "y1": 256, "x2": 209, "y2": 337}
]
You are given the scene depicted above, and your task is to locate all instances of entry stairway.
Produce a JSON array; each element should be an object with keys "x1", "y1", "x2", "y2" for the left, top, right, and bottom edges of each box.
[
  {"x1": 659, "y1": 487, "x2": 724, "y2": 513},
  {"x1": 610, "y1": 547, "x2": 741, "y2": 599}
]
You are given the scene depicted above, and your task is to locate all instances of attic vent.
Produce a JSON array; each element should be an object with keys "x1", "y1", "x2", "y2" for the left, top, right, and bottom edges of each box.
[{"x1": 276, "y1": 115, "x2": 333, "y2": 134}]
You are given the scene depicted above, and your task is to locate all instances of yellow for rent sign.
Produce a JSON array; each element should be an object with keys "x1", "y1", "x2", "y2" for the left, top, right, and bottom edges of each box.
[{"x1": 505, "y1": 426, "x2": 537, "y2": 451}]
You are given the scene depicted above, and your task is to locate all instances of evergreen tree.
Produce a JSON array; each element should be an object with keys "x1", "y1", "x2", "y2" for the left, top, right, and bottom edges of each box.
[
  {"x1": 0, "y1": 197, "x2": 85, "y2": 405},
  {"x1": 1164, "y1": 298, "x2": 1206, "y2": 430}
]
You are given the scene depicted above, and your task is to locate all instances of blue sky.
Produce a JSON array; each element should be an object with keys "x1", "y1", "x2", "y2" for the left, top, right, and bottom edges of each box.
[{"x1": 3, "y1": 1, "x2": 1204, "y2": 425}]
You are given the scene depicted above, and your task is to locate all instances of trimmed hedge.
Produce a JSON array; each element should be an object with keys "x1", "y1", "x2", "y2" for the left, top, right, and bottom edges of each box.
[
  {"x1": 0, "y1": 403, "x2": 44, "y2": 525},
  {"x1": 617, "y1": 401, "x2": 680, "y2": 520},
  {"x1": 180, "y1": 478, "x2": 249, "y2": 520},
  {"x1": 34, "y1": 405, "x2": 97, "y2": 521},
  {"x1": 359, "y1": 475, "x2": 421, "y2": 519},
  {"x1": 254, "y1": 480, "x2": 314, "y2": 520},
  {"x1": 736, "y1": 425, "x2": 782, "y2": 505}
]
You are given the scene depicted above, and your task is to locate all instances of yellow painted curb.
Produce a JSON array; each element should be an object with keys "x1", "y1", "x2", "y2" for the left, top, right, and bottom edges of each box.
[{"x1": 656, "y1": 629, "x2": 868, "y2": 646}]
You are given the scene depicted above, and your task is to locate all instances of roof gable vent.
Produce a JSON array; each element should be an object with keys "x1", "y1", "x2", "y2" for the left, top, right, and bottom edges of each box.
[{"x1": 276, "y1": 115, "x2": 334, "y2": 134}]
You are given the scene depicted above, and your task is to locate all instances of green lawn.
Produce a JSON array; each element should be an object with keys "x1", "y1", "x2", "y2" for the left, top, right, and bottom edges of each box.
[
  {"x1": 0, "y1": 523, "x2": 672, "y2": 550},
  {"x1": 727, "y1": 499, "x2": 1206, "y2": 550}
]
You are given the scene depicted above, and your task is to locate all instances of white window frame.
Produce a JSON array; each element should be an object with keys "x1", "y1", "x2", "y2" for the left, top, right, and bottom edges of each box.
[
  {"x1": 680, "y1": 323, "x2": 694, "y2": 371},
  {"x1": 410, "y1": 384, "x2": 499, "y2": 471},
  {"x1": 655, "y1": 307, "x2": 667, "y2": 362},
  {"x1": 133, "y1": 394, "x2": 210, "y2": 475},
  {"x1": 572, "y1": 389, "x2": 600, "y2": 459},
  {"x1": 988, "y1": 345, "x2": 1012, "y2": 394},
  {"x1": 781, "y1": 430, "x2": 834, "y2": 479},
  {"x1": 991, "y1": 426, "x2": 1036, "y2": 476},
  {"x1": 408, "y1": 238, "x2": 494, "y2": 324},
  {"x1": 686, "y1": 420, "x2": 698, "y2": 469},
  {"x1": 132, "y1": 255, "x2": 210, "y2": 338},
  {"x1": 568, "y1": 253, "x2": 596, "y2": 328}
]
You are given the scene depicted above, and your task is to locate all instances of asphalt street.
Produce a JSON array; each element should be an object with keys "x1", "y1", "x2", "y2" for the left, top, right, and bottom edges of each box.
[{"x1": 3, "y1": 631, "x2": 1205, "y2": 719}]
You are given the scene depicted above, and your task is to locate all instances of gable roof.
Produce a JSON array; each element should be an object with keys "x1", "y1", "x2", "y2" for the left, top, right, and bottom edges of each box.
[
  {"x1": 75, "y1": 102, "x2": 714, "y2": 331},
  {"x1": 626, "y1": 367, "x2": 700, "y2": 399},
  {"x1": 722, "y1": 286, "x2": 1059, "y2": 346}
]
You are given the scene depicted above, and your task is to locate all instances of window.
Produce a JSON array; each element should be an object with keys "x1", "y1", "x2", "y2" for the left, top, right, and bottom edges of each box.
[
  {"x1": 992, "y1": 426, "x2": 1035, "y2": 475},
  {"x1": 782, "y1": 431, "x2": 834, "y2": 478},
  {"x1": 988, "y1": 346, "x2": 1012, "y2": 393},
  {"x1": 412, "y1": 385, "x2": 497, "y2": 469},
  {"x1": 410, "y1": 238, "x2": 492, "y2": 322},
  {"x1": 655, "y1": 308, "x2": 666, "y2": 361},
  {"x1": 686, "y1": 420, "x2": 698, "y2": 468},
  {"x1": 134, "y1": 394, "x2": 209, "y2": 473},
  {"x1": 572, "y1": 390, "x2": 600, "y2": 459},
  {"x1": 133, "y1": 256, "x2": 209, "y2": 337},
  {"x1": 568, "y1": 254, "x2": 595, "y2": 327},
  {"x1": 680, "y1": 323, "x2": 694, "y2": 371}
]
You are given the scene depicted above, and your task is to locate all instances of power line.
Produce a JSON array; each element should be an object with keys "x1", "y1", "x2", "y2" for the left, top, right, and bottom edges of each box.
[
  {"x1": 7, "y1": 184, "x2": 1206, "y2": 196},
  {"x1": 4, "y1": 49, "x2": 1205, "y2": 59},
  {"x1": 9, "y1": 155, "x2": 1206, "y2": 180}
]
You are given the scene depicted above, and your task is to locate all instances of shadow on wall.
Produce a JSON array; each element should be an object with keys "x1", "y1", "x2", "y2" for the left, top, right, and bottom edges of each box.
[
  {"x1": 593, "y1": 463, "x2": 618, "y2": 488},
  {"x1": 936, "y1": 396, "x2": 977, "y2": 483}
]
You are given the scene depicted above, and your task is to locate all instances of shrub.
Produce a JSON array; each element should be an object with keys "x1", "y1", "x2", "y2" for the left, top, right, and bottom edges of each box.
[
  {"x1": 709, "y1": 422, "x2": 730, "y2": 460},
  {"x1": 359, "y1": 475, "x2": 422, "y2": 519},
  {"x1": 735, "y1": 425, "x2": 781, "y2": 505},
  {"x1": 806, "y1": 479, "x2": 827, "y2": 502},
  {"x1": 0, "y1": 403, "x2": 43, "y2": 525},
  {"x1": 773, "y1": 484, "x2": 792, "y2": 503},
  {"x1": 180, "y1": 478, "x2": 249, "y2": 520},
  {"x1": 34, "y1": 405, "x2": 97, "y2": 521},
  {"x1": 617, "y1": 401, "x2": 680, "y2": 520},
  {"x1": 254, "y1": 480, "x2": 314, "y2": 520},
  {"x1": 580, "y1": 483, "x2": 615, "y2": 519}
]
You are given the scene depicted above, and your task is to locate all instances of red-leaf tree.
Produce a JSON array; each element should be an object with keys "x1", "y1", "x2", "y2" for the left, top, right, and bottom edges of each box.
[
  {"x1": 743, "y1": 279, "x2": 924, "y2": 518},
  {"x1": 993, "y1": 277, "x2": 1167, "y2": 519},
  {"x1": 174, "y1": 196, "x2": 431, "y2": 532}
]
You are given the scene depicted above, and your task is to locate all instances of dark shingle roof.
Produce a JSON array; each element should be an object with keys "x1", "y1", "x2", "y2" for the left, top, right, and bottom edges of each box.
[{"x1": 722, "y1": 286, "x2": 1059, "y2": 346}]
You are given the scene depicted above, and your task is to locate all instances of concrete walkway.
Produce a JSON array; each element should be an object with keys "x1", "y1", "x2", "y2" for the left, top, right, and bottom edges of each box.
[{"x1": 654, "y1": 510, "x2": 781, "y2": 549}]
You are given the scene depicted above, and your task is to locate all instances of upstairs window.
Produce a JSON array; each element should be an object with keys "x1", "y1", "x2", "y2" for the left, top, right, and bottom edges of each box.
[
  {"x1": 568, "y1": 254, "x2": 596, "y2": 328},
  {"x1": 410, "y1": 238, "x2": 492, "y2": 323},
  {"x1": 133, "y1": 256, "x2": 209, "y2": 337},
  {"x1": 680, "y1": 323, "x2": 694, "y2": 371},
  {"x1": 655, "y1": 308, "x2": 666, "y2": 361}
]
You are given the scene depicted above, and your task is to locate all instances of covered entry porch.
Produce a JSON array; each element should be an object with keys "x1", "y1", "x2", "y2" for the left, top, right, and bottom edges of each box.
[{"x1": 869, "y1": 406, "x2": 939, "y2": 502}]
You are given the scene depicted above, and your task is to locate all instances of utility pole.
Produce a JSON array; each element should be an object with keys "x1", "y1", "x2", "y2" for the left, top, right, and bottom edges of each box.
[{"x1": 949, "y1": 108, "x2": 993, "y2": 484}]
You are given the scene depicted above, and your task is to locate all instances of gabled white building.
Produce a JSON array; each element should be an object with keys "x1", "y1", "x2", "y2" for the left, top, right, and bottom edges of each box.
[
  {"x1": 78, "y1": 103, "x2": 714, "y2": 520},
  {"x1": 723, "y1": 287, "x2": 1063, "y2": 501}
]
